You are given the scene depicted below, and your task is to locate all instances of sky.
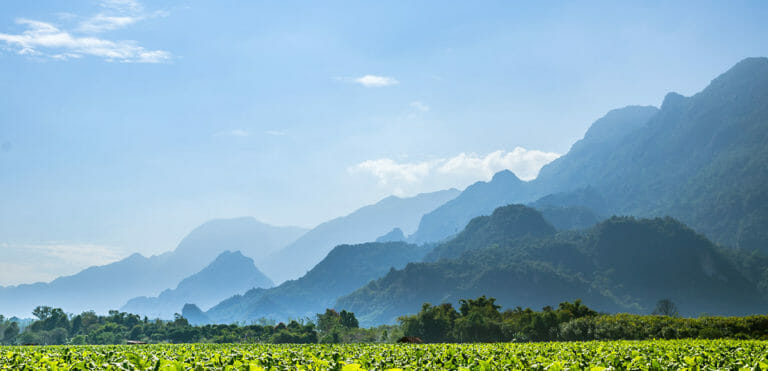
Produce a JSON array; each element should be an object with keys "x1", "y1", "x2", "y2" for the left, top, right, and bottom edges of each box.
[{"x1": 1, "y1": 0, "x2": 767, "y2": 285}]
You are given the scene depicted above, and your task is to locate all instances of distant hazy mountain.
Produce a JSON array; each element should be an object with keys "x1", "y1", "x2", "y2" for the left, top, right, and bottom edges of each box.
[
  {"x1": 204, "y1": 241, "x2": 430, "y2": 324},
  {"x1": 338, "y1": 205, "x2": 765, "y2": 326},
  {"x1": 406, "y1": 57, "x2": 768, "y2": 252},
  {"x1": 375, "y1": 228, "x2": 405, "y2": 242},
  {"x1": 408, "y1": 171, "x2": 533, "y2": 244},
  {"x1": 180, "y1": 304, "x2": 210, "y2": 326},
  {"x1": 121, "y1": 251, "x2": 273, "y2": 319},
  {"x1": 260, "y1": 189, "x2": 459, "y2": 283},
  {"x1": 172, "y1": 217, "x2": 308, "y2": 269},
  {"x1": 0, "y1": 218, "x2": 305, "y2": 317}
]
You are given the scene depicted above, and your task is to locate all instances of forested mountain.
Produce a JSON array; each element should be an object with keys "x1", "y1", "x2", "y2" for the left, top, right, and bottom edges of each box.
[
  {"x1": 406, "y1": 57, "x2": 768, "y2": 252},
  {"x1": 260, "y1": 189, "x2": 459, "y2": 284},
  {"x1": 202, "y1": 242, "x2": 431, "y2": 324},
  {"x1": 121, "y1": 251, "x2": 274, "y2": 319},
  {"x1": 408, "y1": 171, "x2": 533, "y2": 244},
  {"x1": 0, "y1": 218, "x2": 305, "y2": 317},
  {"x1": 337, "y1": 205, "x2": 766, "y2": 326},
  {"x1": 423, "y1": 204, "x2": 556, "y2": 262}
]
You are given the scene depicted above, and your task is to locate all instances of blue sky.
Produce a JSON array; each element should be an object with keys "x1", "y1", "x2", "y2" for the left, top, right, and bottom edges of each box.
[{"x1": 1, "y1": 0, "x2": 767, "y2": 285}]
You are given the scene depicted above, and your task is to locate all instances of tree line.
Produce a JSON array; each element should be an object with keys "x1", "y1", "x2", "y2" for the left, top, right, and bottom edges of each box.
[
  {"x1": 398, "y1": 297, "x2": 768, "y2": 342},
  {"x1": 2, "y1": 297, "x2": 767, "y2": 345}
]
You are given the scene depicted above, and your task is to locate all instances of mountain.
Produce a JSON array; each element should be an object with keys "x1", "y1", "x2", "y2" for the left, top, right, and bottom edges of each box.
[
  {"x1": 533, "y1": 106, "x2": 660, "y2": 197},
  {"x1": 204, "y1": 241, "x2": 431, "y2": 324},
  {"x1": 171, "y1": 217, "x2": 308, "y2": 269},
  {"x1": 260, "y1": 189, "x2": 460, "y2": 283},
  {"x1": 337, "y1": 205, "x2": 766, "y2": 326},
  {"x1": 376, "y1": 228, "x2": 406, "y2": 243},
  {"x1": 408, "y1": 171, "x2": 533, "y2": 244},
  {"x1": 121, "y1": 251, "x2": 274, "y2": 319},
  {"x1": 0, "y1": 218, "x2": 305, "y2": 317},
  {"x1": 423, "y1": 204, "x2": 556, "y2": 262},
  {"x1": 180, "y1": 304, "x2": 210, "y2": 326},
  {"x1": 534, "y1": 206, "x2": 603, "y2": 231},
  {"x1": 405, "y1": 57, "x2": 768, "y2": 252}
]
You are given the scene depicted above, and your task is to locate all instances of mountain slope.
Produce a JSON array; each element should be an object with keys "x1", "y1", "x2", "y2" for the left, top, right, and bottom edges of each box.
[
  {"x1": 171, "y1": 217, "x2": 307, "y2": 270},
  {"x1": 406, "y1": 57, "x2": 768, "y2": 251},
  {"x1": 0, "y1": 218, "x2": 305, "y2": 317},
  {"x1": 205, "y1": 241, "x2": 431, "y2": 324},
  {"x1": 260, "y1": 189, "x2": 459, "y2": 283},
  {"x1": 337, "y1": 205, "x2": 765, "y2": 326},
  {"x1": 424, "y1": 204, "x2": 556, "y2": 262},
  {"x1": 408, "y1": 171, "x2": 533, "y2": 244},
  {"x1": 536, "y1": 57, "x2": 768, "y2": 250},
  {"x1": 121, "y1": 251, "x2": 273, "y2": 319}
]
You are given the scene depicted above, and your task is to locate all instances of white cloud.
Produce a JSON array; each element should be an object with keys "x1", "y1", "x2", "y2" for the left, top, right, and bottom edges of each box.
[
  {"x1": 0, "y1": 243, "x2": 127, "y2": 286},
  {"x1": 354, "y1": 75, "x2": 399, "y2": 87},
  {"x1": 214, "y1": 129, "x2": 250, "y2": 137},
  {"x1": 0, "y1": 18, "x2": 170, "y2": 63},
  {"x1": 99, "y1": 0, "x2": 144, "y2": 13},
  {"x1": 410, "y1": 101, "x2": 430, "y2": 112},
  {"x1": 349, "y1": 147, "x2": 561, "y2": 196},
  {"x1": 78, "y1": 14, "x2": 141, "y2": 33}
]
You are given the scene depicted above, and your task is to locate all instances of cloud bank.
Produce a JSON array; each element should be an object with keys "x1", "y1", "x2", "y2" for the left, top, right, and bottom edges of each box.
[
  {"x1": 354, "y1": 75, "x2": 399, "y2": 87},
  {"x1": 350, "y1": 148, "x2": 560, "y2": 196},
  {"x1": 0, "y1": 0, "x2": 170, "y2": 63}
]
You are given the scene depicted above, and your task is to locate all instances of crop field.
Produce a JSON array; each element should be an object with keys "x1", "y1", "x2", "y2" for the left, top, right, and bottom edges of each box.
[{"x1": 1, "y1": 340, "x2": 768, "y2": 370}]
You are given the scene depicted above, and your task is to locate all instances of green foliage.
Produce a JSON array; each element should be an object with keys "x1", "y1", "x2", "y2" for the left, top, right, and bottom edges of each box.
[
  {"x1": 400, "y1": 296, "x2": 768, "y2": 343},
  {"x1": 2, "y1": 340, "x2": 768, "y2": 369},
  {"x1": 424, "y1": 204, "x2": 556, "y2": 262},
  {"x1": 399, "y1": 298, "x2": 597, "y2": 343},
  {"x1": 339, "y1": 212, "x2": 768, "y2": 325},
  {"x1": 315, "y1": 309, "x2": 391, "y2": 344},
  {"x1": 6, "y1": 308, "x2": 319, "y2": 345}
]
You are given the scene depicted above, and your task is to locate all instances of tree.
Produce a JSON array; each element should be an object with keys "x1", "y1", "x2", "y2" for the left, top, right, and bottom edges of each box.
[
  {"x1": 3, "y1": 322, "x2": 19, "y2": 344},
  {"x1": 459, "y1": 296, "x2": 502, "y2": 319},
  {"x1": 32, "y1": 306, "x2": 53, "y2": 321},
  {"x1": 399, "y1": 303, "x2": 459, "y2": 342},
  {"x1": 316, "y1": 309, "x2": 341, "y2": 333},
  {"x1": 339, "y1": 310, "x2": 359, "y2": 329},
  {"x1": 558, "y1": 299, "x2": 597, "y2": 320},
  {"x1": 652, "y1": 299, "x2": 679, "y2": 317}
]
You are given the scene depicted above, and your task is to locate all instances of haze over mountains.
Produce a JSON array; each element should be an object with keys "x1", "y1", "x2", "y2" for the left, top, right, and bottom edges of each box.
[
  {"x1": 0, "y1": 190, "x2": 458, "y2": 317},
  {"x1": 338, "y1": 205, "x2": 766, "y2": 326},
  {"x1": 409, "y1": 57, "x2": 768, "y2": 253},
  {"x1": 260, "y1": 189, "x2": 460, "y2": 283},
  {"x1": 1, "y1": 57, "x2": 767, "y2": 327},
  {"x1": 195, "y1": 57, "x2": 768, "y2": 326},
  {"x1": 0, "y1": 218, "x2": 305, "y2": 317},
  {"x1": 121, "y1": 251, "x2": 274, "y2": 319},
  {"x1": 195, "y1": 241, "x2": 431, "y2": 324}
]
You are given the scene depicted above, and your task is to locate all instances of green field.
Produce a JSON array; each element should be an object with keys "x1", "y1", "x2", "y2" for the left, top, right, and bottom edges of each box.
[{"x1": 2, "y1": 340, "x2": 768, "y2": 370}]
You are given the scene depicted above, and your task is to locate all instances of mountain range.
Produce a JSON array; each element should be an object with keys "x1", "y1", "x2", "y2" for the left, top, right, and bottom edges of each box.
[
  {"x1": 206, "y1": 57, "x2": 768, "y2": 325},
  {"x1": 0, "y1": 191, "x2": 457, "y2": 318},
  {"x1": 2, "y1": 57, "x2": 767, "y2": 327},
  {"x1": 194, "y1": 241, "x2": 431, "y2": 324},
  {"x1": 0, "y1": 218, "x2": 305, "y2": 317},
  {"x1": 337, "y1": 205, "x2": 766, "y2": 326},
  {"x1": 260, "y1": 189, "x2": 460, "y2": 283},
  {"x1": 120, "y1": 251, "x2": 274, "y2": 319},
  {"x1": 407, "y1": 57, "x2": 768, "y2": 253}
]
